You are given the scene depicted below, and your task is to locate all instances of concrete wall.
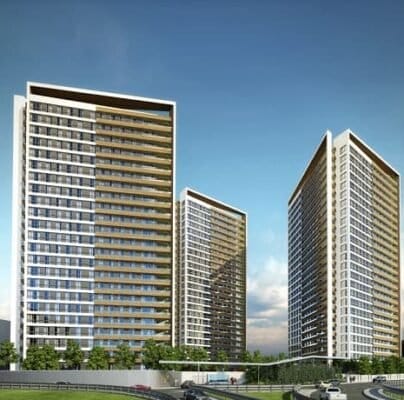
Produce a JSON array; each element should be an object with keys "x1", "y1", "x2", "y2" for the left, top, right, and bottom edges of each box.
[
  {"x1": 0, "y1": 370, "x2": 171, "y2": 387},
  {"x1": 0, "y1": 370, "x2": 245, "y2": 387},
  {"x1": 344, "y1": 373, "x2": 404, "y2": 383}
]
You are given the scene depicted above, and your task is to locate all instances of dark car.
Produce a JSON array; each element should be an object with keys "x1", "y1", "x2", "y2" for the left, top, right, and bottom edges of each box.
[
  {"x1": 373, "y1": 376, "x2": 387, "y2": 384},
  {"x1": 181, "y1": 380, "x2": 195, "y2": 389},
  {"x1": 131, "y1": 384, "x2": 152, "y2": 391},
  {"x1": 184, "y1": 388, "x2": 205, "y2": 400},
  {"x1": 56, "y1": 381, "x2": 71, "y2": 385}
]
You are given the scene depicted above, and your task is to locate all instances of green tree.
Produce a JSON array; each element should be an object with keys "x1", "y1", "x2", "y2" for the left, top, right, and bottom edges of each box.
[
  {"x1": 216, "y1": 350, "x2": 228, "y2": 363},
  {"x1": 159, "y1": 344, "x2": 176, "y2": 370},
  {"x1": 142, "y1": 339, "x2": 161, "y2": 369},
  {"x1": 341, "y1": 359, "x2": 359, "y2": 374},
  {"x1": 87, "y1": 346, "x2": 109, "y2": 370},
  {"x1": 0, "y1": 340, "x2": 19, "y2": 367},
  {"x1": 398, "y1": 358, "x2": 404, "y2": 373},
  {"x1": 215, "y1": 350, "x2": 228, "y2": 371},
  {"x1": 22, "y1": 345, "x2": 59, "y2": 370},
  {"x1": 371, "y1": 356, "x2": 383, "y2": 375},
  {"x1": 114, "y1": 343, "x2": 135, "y2": 369},
  {"x1": 63, "y1": 340, "x2": 83, "y2": 370},
  {"x1": 169, "y1": 345, "x2": 189, "y2": 371},
  {"x1": 188, "y1": 347, "x2": 209, "y2": 371},
  {"x1": 243, "y1": 349, "x2": 264, "y2": 383},
  {"x1": 142, "y1": 341, "x2": 189, "y2": 370},
  {"x1": 357, "y1": 356, "x2": 372, "y2": 375},
  {"x1": 383, "y1": 356, "x2": 397, "y2": 374}
]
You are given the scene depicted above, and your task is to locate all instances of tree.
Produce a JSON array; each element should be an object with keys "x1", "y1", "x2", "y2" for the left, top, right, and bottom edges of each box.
[
  {"x1": 214, "y1": 350, "x2": 228, "y2": 371},
  {"x1": 169, "y1": 345, "x2": 189, "y2": 371},
  {"x1": 188, "y1": 347, "x2": 209, "y2": 371},
  {"x1": 87, "y1": 346, "x2": 109, "y2": 370},
  {"x1": 383, "y1": 356, "x2": 397, "y2": 374},
  {"x1": 371, "y1": 356, "x2": 383, "y2": 375},
  {"x1": 398, "y1": 357, "x2": 404, "y2": 373},
  {"x1": 114, "y1": 343, "x2": 135, "y2": 369},
  {"x1": 216, "y1": 350, "x2": 228, "y2": 363},
  {"x1": 242, "y1": 349, "x2": 265, "y2": 383},
  {"x1": 22, "y1": 345, "x2": 59, "y2": 370},
  {"x1": 142, "y1": 339, "x2": 162, "y2": 369},
  {"x1": 0, "y1": 340, "x2": 19, "y2": 367},
  {"x1": 63, "y1": 340, "x2": 84, "y2": 370},
  {"x1": 141, "y1": 339, "x2": 176, "y2": 370},
  {"x1": 357, "y1": 356, "x2": 372, "y2": 375}
]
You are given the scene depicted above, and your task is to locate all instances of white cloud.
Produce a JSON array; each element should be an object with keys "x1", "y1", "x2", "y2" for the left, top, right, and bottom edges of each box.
[
  {"x1": 247, "y1": 256, "x2": 288, "y2": 355},
  {"x1": 247, "y1": 325, "x2": 288, "y2": 355}
]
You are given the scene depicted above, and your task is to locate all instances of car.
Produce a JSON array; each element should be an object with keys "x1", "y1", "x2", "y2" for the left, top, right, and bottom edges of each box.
[
  {"x1": 184, "y1": 388, "x2": 205, "y2": 400},
  {"x1": 181, "y1": 380, "x2": 195, "y2": 389},
  {"x1": 316, "y1": 381, "x2": 332, "y2": 389},
  {"x1": 131, "y1": 384, "x2": 151, "y2": 391},
  {"x1": 329, "y1": 380, "x2": 341, "y2": 387},
  {"x1": 320, "y1": 387, "x2": 347, "y2": 400},
  {"x1": 373, "y1": 376, "x2": 387, "y2": 384},
  {"x1": 56, "y1": 381, "x2": 71, "y2": 385}
]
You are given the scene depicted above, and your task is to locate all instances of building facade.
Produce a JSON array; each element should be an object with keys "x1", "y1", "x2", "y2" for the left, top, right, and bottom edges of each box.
[
  {"x1": 0, "y1": 320, "x2": 10, "y2": 343},
  {"x1": 11, "y1": 82, "x2": 176, "y2": 364},
  {"x1": 176, "y1": 188, "x2": 247, "y2": 360},
  {"x1": 288, "y1": 130, "x2": 400, "y2": 359}
]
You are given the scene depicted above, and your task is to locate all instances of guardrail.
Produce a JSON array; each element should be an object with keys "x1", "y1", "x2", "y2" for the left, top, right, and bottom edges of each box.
[
  {"x1": 192, "y1": 384, "x2": 297, "y2": 400},
  {"x1": 197, "y1": 384, "x2": 296, "y2": 392},
  {"x1": 0, "y1": 382, "x2": 177, "y2": 400},
  {"x1": 193, "y1": 385, "x2": 261, "y2": 400}
]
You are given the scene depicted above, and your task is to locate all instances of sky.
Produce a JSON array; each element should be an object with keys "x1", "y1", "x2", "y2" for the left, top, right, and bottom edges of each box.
[{"x1": 0, "y1": 0, "x2": 404, "y2": 355}]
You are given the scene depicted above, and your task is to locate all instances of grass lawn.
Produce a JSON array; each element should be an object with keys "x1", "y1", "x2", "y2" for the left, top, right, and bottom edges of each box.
[
  {"x1": 246, "y1": 392, "x2": 292, "y2": 400},
  {"x1": 0, "y1": 390, "x2": 137, "y2": 400}
]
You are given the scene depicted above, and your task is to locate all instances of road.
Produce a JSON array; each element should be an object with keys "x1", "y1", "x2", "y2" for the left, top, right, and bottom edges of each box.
[
  {"x1": 159, "y1": 383, "x2": 381, "y2": 400},
  {"x1": 311, "y1": 383, "x2": 383, "y2": 400},
  {"x1": 159, "y1": 388, "x2": 187, "y2": 399}
]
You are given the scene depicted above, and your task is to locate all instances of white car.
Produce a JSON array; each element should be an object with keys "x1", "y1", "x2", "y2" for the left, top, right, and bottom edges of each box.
[
  {"x1": 320, "y1": 387, "x2": 347, "y2": 400},
  {"x1": 316, "y1": 381, "x2": 332, "y2": 389}
]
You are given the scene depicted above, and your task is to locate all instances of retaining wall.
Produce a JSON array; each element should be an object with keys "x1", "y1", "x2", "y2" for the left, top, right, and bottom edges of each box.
[{"x1": 0, "y1": 369, "x2": 245, "y2": 387}]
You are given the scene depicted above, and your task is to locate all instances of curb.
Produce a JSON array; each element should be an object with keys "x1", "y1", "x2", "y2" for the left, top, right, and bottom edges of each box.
[{"x1": 363, "y1": 388, "x2": 390, "y2": 400}]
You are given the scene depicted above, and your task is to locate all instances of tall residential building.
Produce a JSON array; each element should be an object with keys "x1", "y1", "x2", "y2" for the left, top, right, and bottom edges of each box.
[
  {"x1": 176, "y1": 188, "x2": 247, "y2": 360},
  {"x1": 288, "y1": 130, "x2": 400, "y2": 359},
  {"x1": 11, "y1": 82, "x2": 175, "y2": 363}
]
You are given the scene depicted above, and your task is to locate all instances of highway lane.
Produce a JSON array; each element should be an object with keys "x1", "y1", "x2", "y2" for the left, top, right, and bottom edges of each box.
[
  {"x1": 159, "y1": 383, "x2": 382, "y2": 400},
  {"x1": 311, "y1": 383, "x2": 379, "y2": 400},
  {"x1": 158, "y1": 388, "x2": 187, "y2": 399}
]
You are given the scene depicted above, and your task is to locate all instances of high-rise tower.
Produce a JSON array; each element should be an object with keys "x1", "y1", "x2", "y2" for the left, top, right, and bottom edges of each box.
[
  {"x1": 11, "y1": 82, "x2": 175, "y2": 365},
  {"x1": 288, "y1": 130, "x2": 400, "y2": 359},
  {"x1": 176, "y1": 188, "x2": 247, "y2": 360}
]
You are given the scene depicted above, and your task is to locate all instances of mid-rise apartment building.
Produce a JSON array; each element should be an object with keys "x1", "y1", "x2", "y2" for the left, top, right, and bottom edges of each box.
[
  {"x1": 11, "y1": 82, "x2": 175, "y2": 363},
  {"x1": 288, "y1": 130, "x2": 400, "y2": 359},
  {"x1": 176, "y1": 188, "x2": 247, "y2": 360}
]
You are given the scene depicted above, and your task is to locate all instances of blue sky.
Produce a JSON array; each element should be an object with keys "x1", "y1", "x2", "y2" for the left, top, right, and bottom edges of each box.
[{"x1": 1, "y1": 0, "x2": 403, "y2": 354}]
